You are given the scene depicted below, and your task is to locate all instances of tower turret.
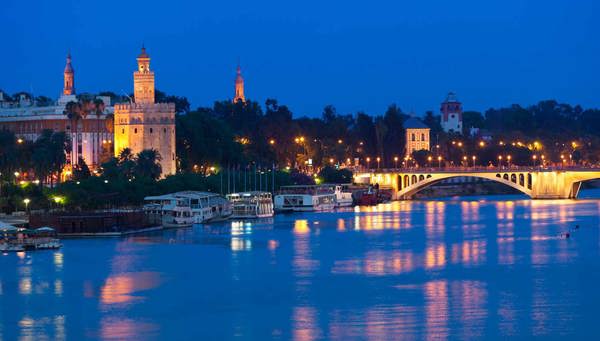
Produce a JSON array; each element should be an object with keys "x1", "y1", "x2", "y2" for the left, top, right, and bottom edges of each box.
[
  {"x1": 134, "y1": 46, "x2": 155, "y2": 104},
  {"x1": 63, "y1": 53, "x2": 75, "y2": 96},
  {"x1": 233, "y1": 64, "x2": 245, "y2": 103}
]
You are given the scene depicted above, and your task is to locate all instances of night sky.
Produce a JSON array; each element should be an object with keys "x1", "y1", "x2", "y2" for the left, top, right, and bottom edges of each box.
[{"x1": 1, "y1": 0, "x2": 598, "y2": 117}]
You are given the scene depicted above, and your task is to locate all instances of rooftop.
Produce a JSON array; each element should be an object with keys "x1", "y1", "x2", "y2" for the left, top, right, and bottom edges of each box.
[{"x1": 404, "y1": 117, "x2": 429, "y2": 129}]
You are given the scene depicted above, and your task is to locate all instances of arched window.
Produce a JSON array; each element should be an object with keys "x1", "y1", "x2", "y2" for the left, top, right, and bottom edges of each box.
[
  {"x1": 150, "y1": 128, "x2": 153, "y2": 133},
  {"x1": 421, "y1": 133, "x2": 425, "y2": 141},
  {"x1": 412, "y1": 133, "x2": 416, "y2": 141},
  {"x1": 134, "y1": 128, "x2": 138, "y2": 134}
]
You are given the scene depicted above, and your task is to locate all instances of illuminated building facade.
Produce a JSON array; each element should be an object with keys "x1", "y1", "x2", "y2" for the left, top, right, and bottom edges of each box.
[
  {"x1": 404, "y1": 117, "x2": 430, "y2": 157},
  {"x1": 113, "y1": 47, "x2": 176, "y2": 176},
  {"x1": 0, "y1": 53, "x2": 113, "y2": 172}
]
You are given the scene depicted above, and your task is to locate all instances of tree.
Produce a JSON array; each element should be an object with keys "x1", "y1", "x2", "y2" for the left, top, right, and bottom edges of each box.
[
  {"x1": 318, "y1": 166, "x2": 353, "y2": 184},
  {"x1": 134, "y1": 149, "x2": 163, "y2": 180},
  {"x1": 73, "y1": 157, "x2": 91, "y2": 180}
]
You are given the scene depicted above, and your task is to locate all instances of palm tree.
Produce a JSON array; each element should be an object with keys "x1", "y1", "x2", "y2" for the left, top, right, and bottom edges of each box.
[
  {"x1": 117, "y1": 148, "x2": 136, "y2": 180},
  {"x1": 134, "y1": 149, "x2": 162, "y2": 180},
  {"x1": 93, "y1": 99, "x2": 106, "y2": 168}
]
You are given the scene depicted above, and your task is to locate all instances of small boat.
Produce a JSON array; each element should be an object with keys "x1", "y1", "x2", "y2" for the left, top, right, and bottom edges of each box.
[
  {"x1": 1, "y1": 225, "x2": 61, "y2": 252},
  {"x1": 227, "y1": 191, "x2": 274, "y2": 219},
  {"x1": 328, "y1": 184, "x2": 354, "y2": 208},
  {"x1": 274, "y1": 185, "x2": 336, "y2": 212},
  {"x1": 0, "y1": 243, "x2": 24, "y2": 252}
]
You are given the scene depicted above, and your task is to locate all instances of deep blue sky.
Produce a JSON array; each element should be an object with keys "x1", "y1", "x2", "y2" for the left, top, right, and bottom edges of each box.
[{"x1": 1, "y1": 0, "x2": 598, "y2": 117}]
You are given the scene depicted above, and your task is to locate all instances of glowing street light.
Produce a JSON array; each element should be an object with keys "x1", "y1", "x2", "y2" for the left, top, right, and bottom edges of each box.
[
  {"x1": 437, "y1": 156, "x2": 442, "y2": 168},
  {"x1": 479, "y1": 141, "x2": 485, "y2": 147},
  {"x1": 23, "y1": 198, "x2": 30, "y2": 212},
  {"x1": 269, "y1": 139, "x2": 275, "y2": 145},
  {"x1": 472, "y1": 155, "x2": 477, "y2": 167},
  {"x1": 394, "y1": 156, "x2": 399, "y2": 169},
  {"x1": 376, "y1": 157, "x2": 381, "y2": 169},
  {"x1": 507, "y1": 155, "x2": 512, "y2": 167},
  {"x1": 366, "y1": 157, "x2": 371, "y2": 169}
]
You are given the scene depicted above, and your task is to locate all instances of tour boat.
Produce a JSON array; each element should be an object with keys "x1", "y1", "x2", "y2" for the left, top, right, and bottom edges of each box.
[
  {"x1": 226, "y1": 191, "x2": 274, "y2": 219},
  {"x1": 274, "y1": 185, "x2": 336, "y2": 212},
  {"x1": 144, "y1": 191, "x2": 232, "y2": 227}
]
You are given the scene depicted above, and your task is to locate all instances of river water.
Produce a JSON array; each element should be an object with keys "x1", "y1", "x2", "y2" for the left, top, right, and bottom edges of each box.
[{"x1": 2, "y1": 190, "x2": 600, "y2": 340}]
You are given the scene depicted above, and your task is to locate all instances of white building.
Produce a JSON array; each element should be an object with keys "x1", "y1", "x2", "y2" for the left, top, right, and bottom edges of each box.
[{"x1": 440, "y1": 92, "x2": 463, "y2": 134}]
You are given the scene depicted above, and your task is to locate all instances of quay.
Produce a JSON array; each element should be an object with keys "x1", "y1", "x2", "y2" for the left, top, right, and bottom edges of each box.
[{"x1": 28, "y1": 210, "x2": 161, "y2": 237}]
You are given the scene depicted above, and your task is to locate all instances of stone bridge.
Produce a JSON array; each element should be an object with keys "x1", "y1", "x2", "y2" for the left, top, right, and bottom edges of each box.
[{"x1": 354, "y1": 168, "x2": 600, "y2": 199}]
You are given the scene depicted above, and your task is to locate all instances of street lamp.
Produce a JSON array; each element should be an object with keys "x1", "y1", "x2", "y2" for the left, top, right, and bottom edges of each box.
[
  {"x1": 394, "y1": 156, "x2": 399, "y2": 169},
  {"x1": 376, "y1": 157, "x2": 381, "y2": 169},
  {"x1": 472, "y1": 155, "x2": 477, "y2": 167},
  {"x1": 23, "y1": 198, "x2": 30, "y2": 213},
  {"x1": 498, "y1": 155, "x2": 503, "y2": 168},
  {"x1": 507, "y1": 155, "x2": 512, "y2": 168},
  {"x1": 366, "y1": 157, "x2": 371, "y2": 169},
  {"x1": 428, "y1": 156, "x2": 433, "y2": 167},
  {"x1": 437, "y1": 156, "x2": 442, "y2": 168},
  {"x1": 532, "y1": 154, "x2": 537, "y2": 166}
]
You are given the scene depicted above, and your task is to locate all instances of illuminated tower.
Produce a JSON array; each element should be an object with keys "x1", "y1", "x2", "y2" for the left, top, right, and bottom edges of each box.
[
  {"x1": 134, "y1": 46, "x2": 155, "y2": 104},
  {"x1": 441, "y1": 92, "x2": 463, "y2": 133},
  {"x1": 114, "y1": 46, "x2": 176, "y2": 177},
  {"x1": 233, "y1": 64, "x2": 245, "y2": 103},
  {"x1": 63, "y1": 53, "x2": 75, "y2": 95}
]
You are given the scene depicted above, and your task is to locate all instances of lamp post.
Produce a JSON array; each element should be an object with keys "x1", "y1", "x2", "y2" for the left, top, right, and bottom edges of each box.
[
  {"x1": 532, "y1": 154, "x2": 537, "y2": 167},
  {"x1": 437, "y1": 156, "x2": 442, "y2": 168},
  {"x1": 376, "y1": 157, "x2": 381, "y2": 170},
  {"x1": 498, "y1": 155, "x2": 503, "y2": 168},
  {"x1": 394, "y1": 156, "x2": 399, "y2": 169},
  {"x1": 366, "y1": 157, "x2": 371, "y2": 170},
  {"x1": 428, "y1": 156, "x2": 433, "y2": 168},
  {"x1": 507, "y1": 155, "x2": 512, "y2": 168},
  {"x1": 23, "y1": 198, "x2": 30, "y2": 213},
  {"x1": 472, "y1": 155, "x2": 477, "y2": 167}
]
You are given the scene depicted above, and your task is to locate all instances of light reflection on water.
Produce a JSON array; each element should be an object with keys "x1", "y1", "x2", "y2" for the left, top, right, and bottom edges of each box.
[{"x1": 2, "y1": 191, "x2": 600, "y2": 339}]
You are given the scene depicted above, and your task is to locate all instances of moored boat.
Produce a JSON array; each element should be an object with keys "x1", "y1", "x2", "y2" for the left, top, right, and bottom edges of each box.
[
  {"x1": 227, "y1": 191, "x2": 274, "y2": 219},
  {"x1": 274, "y1": 185, "x2": 336, "y2": 212},
  {"x1": 144, "y1": 191, "x2": 232, "y2": 226}
]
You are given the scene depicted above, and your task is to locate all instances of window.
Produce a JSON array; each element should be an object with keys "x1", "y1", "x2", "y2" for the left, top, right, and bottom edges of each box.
[
  {"x1": 421, "y1": 133, "x2": 425, "y2": 141},
  {"x1": 122, "y1": 129, "x2": 125, "y2": 134},
  {"x1": 164, "y1": 128, "x2": 167, "y2": 133},
  {"x1": 134, "y1": 128, "x2": 138, "y2": 134},
  {"x1": 412, "y1": 133, "x2": 415, "y2": 142},
  {"x1": 150, "y1": 128, "x2": 153, "y2": 133}
]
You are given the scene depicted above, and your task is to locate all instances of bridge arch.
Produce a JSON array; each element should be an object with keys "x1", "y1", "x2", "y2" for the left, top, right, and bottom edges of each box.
[{"x1": 396, "y1": 173, "x2": 533, "y2": 199}]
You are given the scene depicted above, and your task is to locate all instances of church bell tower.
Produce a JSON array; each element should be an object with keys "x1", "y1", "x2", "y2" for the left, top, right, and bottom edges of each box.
[
  {"x1": 63, "y1": 53, "x2": 75, "y2": 96},
  {"x1": 233, "y1": 64, "x2": 245, "y2": 103}
]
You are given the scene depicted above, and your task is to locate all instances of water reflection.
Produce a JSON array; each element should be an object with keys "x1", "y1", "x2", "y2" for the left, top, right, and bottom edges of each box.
[
  {"x1": 99, "y1": 317, "x2": 159, "y2": 340},
  {"x1": 4, "y1": 192, "x2": 600, "y2": 339},
  {"x1": 100, "y1": 272, "x2": 161, "y2": 306}
]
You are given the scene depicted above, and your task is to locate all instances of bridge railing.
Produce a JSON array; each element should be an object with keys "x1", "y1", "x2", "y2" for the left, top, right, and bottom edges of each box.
[{"x1": 355, "y1": 165, "x2": 600, "y2": 174}]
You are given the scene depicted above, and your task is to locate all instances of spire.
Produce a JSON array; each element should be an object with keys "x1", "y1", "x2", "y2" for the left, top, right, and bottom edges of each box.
[
  {"x1": 233, "y1": 62, "x2": 245, "y2": 103},
  {"x1": 63, "y1": 52, "x2": 75, "y2": 95}
]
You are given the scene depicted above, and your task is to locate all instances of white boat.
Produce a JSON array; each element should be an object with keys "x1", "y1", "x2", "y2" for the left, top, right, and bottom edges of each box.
[
  {"x1": 144, "y1": 191, "x2": 232, "y2": 227},
  {"x1": 274, "y1": 185, "x2": 336, "y2": 212},
  {"x1": 327, "y1": 184, "x2": 354, "y2": 207},
  {"x1": 226, "y1": 191, "x2": 274, "y2": 219}
]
